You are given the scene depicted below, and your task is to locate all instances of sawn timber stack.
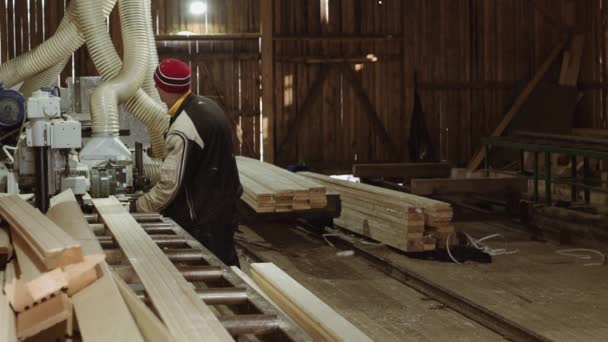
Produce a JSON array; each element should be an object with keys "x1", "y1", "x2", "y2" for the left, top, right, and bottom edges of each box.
[
  {"x1": 299, "y1": 172, "x2": 455, "y2": 251},
  {"x1": 236, "y1": 157, "x2": 327, "y2": 213}
]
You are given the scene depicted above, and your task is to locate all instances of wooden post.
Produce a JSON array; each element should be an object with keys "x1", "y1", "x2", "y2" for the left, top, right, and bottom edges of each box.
[{"x1": 261, "y1": 0, "x2": 275, "y2": 163}]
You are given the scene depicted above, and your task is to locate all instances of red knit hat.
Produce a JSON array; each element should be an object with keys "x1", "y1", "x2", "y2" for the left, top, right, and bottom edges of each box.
[{"x1": 154, "y1": 58, "x2": 192, "y2": 93}]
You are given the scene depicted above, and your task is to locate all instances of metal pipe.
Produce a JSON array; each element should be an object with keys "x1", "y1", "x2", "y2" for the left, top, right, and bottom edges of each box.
[
  {"x1": 34, "y1": 146, "x2": 50, "y2": 213},
  {"x1": 136, "y1": 287, "x2": 248, "y2": 305},
  {"x1": 87, "y1": 212, "x2": 163, "y2": 223},
  {"x1": 131, "y1": 213, "x2": 163, "y2": 222},
  {"x1": 113, "y1": 265, "x2": 224, "y2": 283},
  {"x1": 218, "y1": 315, "x2": 281, "y2": 336},
  {"x1": 163, "y1": 249, "x2": 207, "y2": 263},
  {"x1": 139, "y1": 226, "x2": 175, "y2": 235},
  {"x1": 105, "y1": 248, "x2": 205, "y2": 265},
  {"x1": 91, "y1": 223, "x2": 175, "y2": 236},
  {"x1": 178, "y1": 266, "x2": 224, "y2": 282},
  {"x1": 139, "y1": 222, "x2": 174, "y2": 228},
  {"x1": 98, "y1": 235, "x2": 187, "y2": 249}
]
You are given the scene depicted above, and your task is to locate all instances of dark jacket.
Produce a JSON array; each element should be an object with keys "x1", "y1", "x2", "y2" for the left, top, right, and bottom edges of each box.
[{"x1": 137, "y1": 94, "x2": 242, "y2": 254}]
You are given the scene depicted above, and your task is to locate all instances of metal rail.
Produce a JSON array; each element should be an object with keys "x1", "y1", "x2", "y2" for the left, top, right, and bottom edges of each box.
[
  {"x1": 482, "y1": 133, "x2": 608, "y2": 205},
  {"x1": 86, "y1": 212, "x2": 311, "y2": 341}
]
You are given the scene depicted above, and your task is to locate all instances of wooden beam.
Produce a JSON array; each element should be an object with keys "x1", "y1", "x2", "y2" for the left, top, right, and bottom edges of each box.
[
  {"x1": 563, "y1": 34, "x2": 585, "y2": 86},
  {"x1": 339, "y1": 63, "x2": 400, "y2": 157},
  {"x1": 276, "y1": 66, "x2": 331, "y2": 159},
  {"x1": 273, "y1": 34, "x2": 400, "y2": 41},
  {"x1": 92, "y1": 197, "x2": 232, "y2": 342},
  {"x1": 47, "y1": 190, "x2": 145, "y2": 342},
  {"x1": 0, "y1": 195, "x2": 83, "y2": 270},
  {"x1": 250, "y1": 263, "x2": 373, "y2": 342},
  {"x1": 466, "y1": 38, "x2": 568, "y2": 172},
  {"x1": 111, "y1": 271, "x2": 173, "y2": 342},
  {"x1": 353, "y1": 163, "x2": 452, "y2": 180},
  {"x1": 155, "y1": 33, "x2": 261, "y2": 41},
  {"x1": 572, "y1": 128, "x2": 608, "y2": 138},
  {"x1": 410, "y1": 177, "x2": 529, "y2": 196},
  {"x1": 261, "y1": 0, "x2": 275, "y2": 162}
]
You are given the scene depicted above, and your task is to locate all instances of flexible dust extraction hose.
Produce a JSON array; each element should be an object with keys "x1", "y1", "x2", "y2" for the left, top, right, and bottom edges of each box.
[
  {"x1": 141, "y1": 0, "x2": 164, "y2": 107},
  {"x1": 76, "y1": 0, "x2": 168, "y2": 157},
  {"x1": 0, "y1": 0, "x2": 116, "y2": 88},
  {"x1": 78, "y1": 0, "x2": 149, "y2": 137},
  {"x1": 19, "y1": 59, "x2": 69, "y2": 97}
]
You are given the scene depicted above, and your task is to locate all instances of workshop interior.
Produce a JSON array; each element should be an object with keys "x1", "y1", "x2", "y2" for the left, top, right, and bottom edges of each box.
[{"x1": 0, "y1": 0, "x2": 608, "y2": 341}]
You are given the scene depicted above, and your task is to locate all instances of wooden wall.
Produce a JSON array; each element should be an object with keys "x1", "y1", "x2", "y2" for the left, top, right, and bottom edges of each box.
[{"x1": 1, "y1": 0, "x2": 607, "y2": 171}]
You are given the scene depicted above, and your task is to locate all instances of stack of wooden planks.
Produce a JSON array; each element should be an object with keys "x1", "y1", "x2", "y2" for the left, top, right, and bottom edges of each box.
[
  {"x1": 300, "y1": 172, "x2": 456, "y2": 251},
  {"x1": 236, "y1": 157, "x2": 327, "y2": 213}
]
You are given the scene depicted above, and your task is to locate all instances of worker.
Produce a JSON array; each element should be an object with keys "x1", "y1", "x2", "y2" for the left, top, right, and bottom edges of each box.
[{"x1": 134, "y1": 58, "x2": 242, "y2": 266}]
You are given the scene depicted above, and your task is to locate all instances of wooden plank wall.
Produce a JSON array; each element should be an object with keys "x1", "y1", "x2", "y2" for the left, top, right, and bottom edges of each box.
[
  {"x1": 154, "y1": 0, "x2": 262, "y2": 158},
  {"x1": 0, "y1": 0, "x2": 607, "y2": 167}
]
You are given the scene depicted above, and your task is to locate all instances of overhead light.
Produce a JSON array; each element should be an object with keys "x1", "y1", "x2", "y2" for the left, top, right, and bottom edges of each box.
[
  {"x1": 190, "y1": 2, "x2": 207, "y2": 15},
  {"x1": 177, "y1": 31, "x2": 195, "y2": 36}
]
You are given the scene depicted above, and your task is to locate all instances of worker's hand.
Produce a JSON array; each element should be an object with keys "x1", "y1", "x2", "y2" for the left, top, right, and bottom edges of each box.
[{"x1": 129, "y1": 199, "x2": 139, "y2": 213}]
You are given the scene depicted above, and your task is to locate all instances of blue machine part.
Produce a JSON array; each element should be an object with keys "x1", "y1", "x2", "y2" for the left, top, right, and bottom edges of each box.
[{"x1": 0, "y1": 83, "x2": 26, "y2": 129}]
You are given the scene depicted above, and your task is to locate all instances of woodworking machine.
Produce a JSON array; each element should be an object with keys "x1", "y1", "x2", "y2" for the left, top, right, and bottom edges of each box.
[{"x1": 0, "y1": 78, "x2": 152, "y2": 212}]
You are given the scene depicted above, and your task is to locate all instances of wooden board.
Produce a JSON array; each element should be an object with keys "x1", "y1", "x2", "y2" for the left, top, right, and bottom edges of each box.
[
  {"x1": 0, "y1": 226, "x2": 11, "y2": 259},
  {"x1": 92, "y1": 197, "x2": 232, "y2": 342},
  {"x1": 111, "y1": 271, "x2": 173, "y2": 342},
  {"x1": 0, "y1": 195, "x2": 83, "y2": 270},
  {"x1": 353, "y1": 163, "x2": 452, "y2": 180},
  {"x1": 0, "y1": 269, "x2": 18, "y2": 342},
  {"x1": 47, "y1": 190, "x2": 145, "y2": 342},
  {"x1": 251, "y1": 263, "x2": 373, "y2": 342},
  {"x1": 410, "y1": 177, "x2": 528, "y2": 196},
  {"x1": 16, "y1": 293, "x2": 72, "y2": 341}
]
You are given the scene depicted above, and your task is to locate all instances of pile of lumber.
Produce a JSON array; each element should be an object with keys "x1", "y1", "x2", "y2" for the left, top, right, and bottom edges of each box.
[
  {"x1": 300, "y1": 172, "x2": 456, "y2": 251},
  {"x1": 0, "y1": 192, "x2": 199, "y2": 342},
  {"x1": 0, "y1": 195, "x2": 105, "y2": 340},
  {"x1": 236, "y1": 157, "x2": 327, "y2": 213}
]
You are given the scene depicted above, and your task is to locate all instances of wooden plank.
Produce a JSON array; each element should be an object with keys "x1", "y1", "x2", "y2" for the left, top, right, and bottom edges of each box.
[
  {"x1": 410, "y1": 177, "x2": 529, "y2": 196},
  {"x1": 0, "y1": 226, "x2": 12, "y2": 262},
  {"x1": 466, "y1": 38, "x2": 568, "y2": 172},
  {"x1": 92, "y1": 197, "x2": 232, "y2": 342},
  {"x1": 0, "y1": 269, "x2": 17, "y2": 342},
  {"x1": 261, "y1": 0, "x2": 275, "y2": 162},
  {"x1": 251, "y1": 263, "x2": 373, "y2": 342},
  {"x1": 353, "y1": 163, "x2": 452, "y2": 180},
  {"x1": 47, "y1": 190, "x2": 145, "y2": 342},
  {"x1": 564, "y1": 34, "x2": 584, "y2": 86},
  {"x1": 111, "y1": 271, "x2": 173, "y2": 342},
  {"x1": 276, "y1": 65, "x2": 330, "y2": 159},
  {"x1": 339, "y1": 63, "x2": 400, "y2": 158},
  {"x1": 572, "y1": 128, "x2": 608, "y2": 138},
  {"x1": 16, "y1": 293, "x2": 72, "y2": 341},
  {"x1": 0, "y1": 195, "x2": 83, "y2": 270}
]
